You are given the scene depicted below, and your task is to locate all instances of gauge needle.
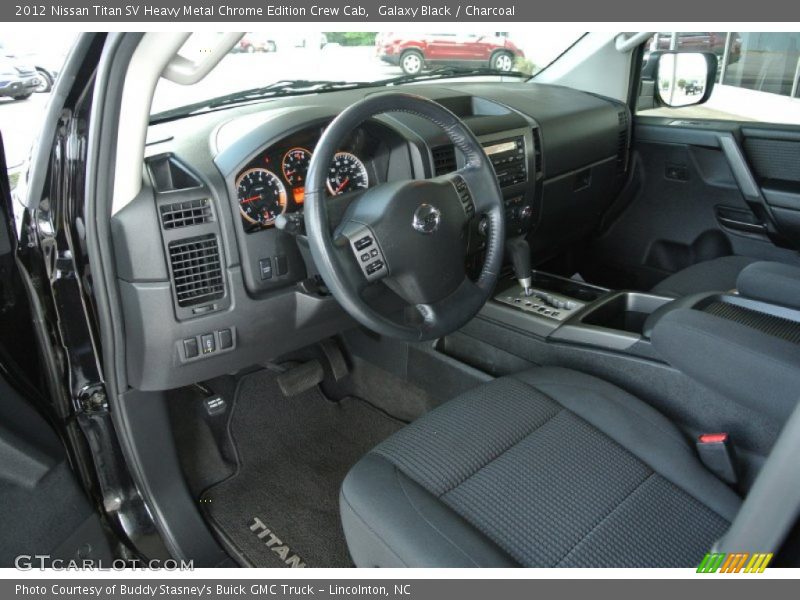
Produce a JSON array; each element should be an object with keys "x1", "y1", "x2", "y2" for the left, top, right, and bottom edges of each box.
[
  {"x1": 241, "y1": 195, "x2": 260, "y2": 204},
  {"x1": 335, "y1": 178, "x2": 350, "y2": 194}
]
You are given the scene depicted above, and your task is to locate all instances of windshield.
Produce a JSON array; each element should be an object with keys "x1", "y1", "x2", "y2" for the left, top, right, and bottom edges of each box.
[{"x1": 151, "y1": 30, "x2": 585, "y2": 116}]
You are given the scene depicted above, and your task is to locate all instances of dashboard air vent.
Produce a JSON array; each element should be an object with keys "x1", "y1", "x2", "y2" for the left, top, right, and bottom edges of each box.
[
  {"x1": 616, "y1": 108, "x2": 630, "y2": 174},
  {"x1": 160, "y1": 198, "x2": 213, "y2": 229},
  {"x1": 432, "y1": 145, "x2": 456, "y2": 176},
  {"x1": 168, "y1": 235, "x2": 225, "y2": 307},
  {"x1": 531, "y1": 128, "x2": 543, "y2": 178}
]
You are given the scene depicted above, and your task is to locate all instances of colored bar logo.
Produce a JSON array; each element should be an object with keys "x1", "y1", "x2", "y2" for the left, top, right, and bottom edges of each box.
[{"x1": 697, "y1": 552, "x2": 773, "y2": 573}]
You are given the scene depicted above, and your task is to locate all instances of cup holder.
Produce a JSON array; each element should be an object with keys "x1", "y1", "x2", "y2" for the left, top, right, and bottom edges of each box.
[{"x1": 580, "y1": 292, "x2": 673, "y2": 335}]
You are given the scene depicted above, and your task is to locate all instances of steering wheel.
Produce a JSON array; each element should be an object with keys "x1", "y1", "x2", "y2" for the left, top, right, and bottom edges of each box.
[{"x1": 305, "y1": 93, "x2": 505, "y2": 341}]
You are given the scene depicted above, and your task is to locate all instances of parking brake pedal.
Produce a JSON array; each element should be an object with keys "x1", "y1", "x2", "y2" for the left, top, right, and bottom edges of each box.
[{"x1": 276, "y1": 360, "x2": 325, "y2": 397}]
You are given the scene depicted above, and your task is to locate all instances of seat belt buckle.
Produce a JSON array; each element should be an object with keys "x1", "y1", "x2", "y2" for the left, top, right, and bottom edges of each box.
[{"x1": 696, "y1": 433, "x2": 738, "y2": 485}]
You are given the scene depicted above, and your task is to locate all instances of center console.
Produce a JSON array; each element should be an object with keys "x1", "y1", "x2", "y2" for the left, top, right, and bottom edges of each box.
[
  {"x1": 480, "y1": 268, "x2": 675, "y2": 360},
  {"x1": 480, "y1": 258, "x2": 800, "y2": 367}
]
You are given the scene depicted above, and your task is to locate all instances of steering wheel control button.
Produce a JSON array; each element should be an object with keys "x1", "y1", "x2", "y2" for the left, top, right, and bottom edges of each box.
[
  {"x1": 183, "y1": 338, "x2": 199, "y2": 359},
  {"x1": 354, "y1": 236, "x2": 373, "y2": 250},
  {"x1": 451, "y1": 175, "x2": 475, "y2": 217},
  {"x1": 259, "y1": 258, "x2": 273, "y2": 280},
  {"x1": 412, "y1": 203, "x2": 442, "y2": 234},
  {"x1": 201, "y1": 333, "x2": 216, "y2": 354},
  {"x1": 343, "y1": 225, "x2": 387, "y2": 282},
  {"x1": 366, "y1": 261, "x2": 384, "y2": 275}
]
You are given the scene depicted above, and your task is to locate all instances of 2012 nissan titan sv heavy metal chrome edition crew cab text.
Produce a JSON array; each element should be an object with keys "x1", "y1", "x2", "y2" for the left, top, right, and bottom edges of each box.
[{"x1": 1, "y1": 31, "x2": 800, "y2": 570}]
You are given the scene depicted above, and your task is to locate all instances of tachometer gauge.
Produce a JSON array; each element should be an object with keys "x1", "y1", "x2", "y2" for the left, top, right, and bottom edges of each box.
[
  {"x1": 282, "y1": 147, "x2": 312, "y2": 187},
  {"x1": 327, "y1": 152, "x2": 369, "y2": 196},
  {"x1": 236, "y1": 168, "x2": 287, "y2": 227}
]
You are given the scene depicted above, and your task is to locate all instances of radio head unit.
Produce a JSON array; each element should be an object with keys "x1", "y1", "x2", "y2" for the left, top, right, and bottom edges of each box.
[{"x1": 483, "y1": 136, "x2": 527, "y2": 188}]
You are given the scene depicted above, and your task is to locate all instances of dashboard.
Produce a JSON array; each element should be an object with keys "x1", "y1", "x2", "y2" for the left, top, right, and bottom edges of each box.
[{"x1": 115, "y1": 81, "x2": 630, "y2": 391}]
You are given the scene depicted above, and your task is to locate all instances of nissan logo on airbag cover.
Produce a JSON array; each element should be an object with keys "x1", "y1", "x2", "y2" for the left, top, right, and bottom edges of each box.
[{"x1": 412, "y1": 204, "x2": 441, "y2": 234}]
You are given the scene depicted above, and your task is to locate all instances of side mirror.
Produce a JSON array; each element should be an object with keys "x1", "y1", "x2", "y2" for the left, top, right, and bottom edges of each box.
[{"x1": 654, "y1": 51, "x2": 718, "y2": 107}]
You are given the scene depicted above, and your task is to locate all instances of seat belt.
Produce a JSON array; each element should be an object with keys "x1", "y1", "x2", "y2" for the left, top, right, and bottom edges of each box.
[
  {"x1": 716, "y1": 402, "x2": 800, "y2": 555},
  {"x1": 696, "y1": 432, "x2": 738, "y2": 485}
]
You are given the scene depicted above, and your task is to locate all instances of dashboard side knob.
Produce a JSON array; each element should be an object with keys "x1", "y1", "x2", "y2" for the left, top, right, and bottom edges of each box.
[{"x1": 275, "y1": 213, "x2": 305, "y2": 236}]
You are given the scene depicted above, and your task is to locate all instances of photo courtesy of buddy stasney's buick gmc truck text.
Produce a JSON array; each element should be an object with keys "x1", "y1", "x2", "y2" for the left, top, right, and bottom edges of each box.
[
  {"x1": 1, "y1": 31, "x2": 799, "y2": 571},
  {"x1": 15, "y1": 584, "x2": 396, "y2": 596}
]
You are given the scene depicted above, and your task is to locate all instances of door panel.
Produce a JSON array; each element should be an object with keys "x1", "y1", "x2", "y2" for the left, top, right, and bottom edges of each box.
[
  {"x1": 0, "y1": 370, "x2": 116, "y2": 567},
  {"x1": 0, "y1": 131, "x2": 113, "y2": 567},
  {"x1": 584, "y1": 118, "x2": 800, "y2": 291}
]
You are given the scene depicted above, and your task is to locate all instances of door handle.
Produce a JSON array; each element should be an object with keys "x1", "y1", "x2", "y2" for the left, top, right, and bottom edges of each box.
[
  {"x1": 717, "y1": 214, "x2": 768, "y2": 234},
  {"x1": 716, "y1": 206, "x2": 768, "y2": 234}
]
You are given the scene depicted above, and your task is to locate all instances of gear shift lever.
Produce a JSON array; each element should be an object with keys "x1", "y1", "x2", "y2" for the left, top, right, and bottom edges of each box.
[{"x1": 506, "y1": 237, "x2": 533, "y2": 296}]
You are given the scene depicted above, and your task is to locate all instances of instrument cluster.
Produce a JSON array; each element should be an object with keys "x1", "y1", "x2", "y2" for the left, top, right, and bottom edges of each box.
[{"x1": 235, "y1": 126, "x2": 377, "y2": 232}]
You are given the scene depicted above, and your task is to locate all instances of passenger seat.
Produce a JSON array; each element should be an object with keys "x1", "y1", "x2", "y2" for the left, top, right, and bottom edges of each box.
[{"x1": 652, "y1": 256, "x2": 761, "y2": 297}]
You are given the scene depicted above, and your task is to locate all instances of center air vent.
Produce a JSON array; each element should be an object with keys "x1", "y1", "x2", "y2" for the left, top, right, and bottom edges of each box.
[
  {"x1": 160, "y1": 198, "x2": 213, "y2": 229},
  {"x1": 432, "y1": 145, "x2": 456, "y2": 176},
  {"x1": 532, "y1": 128, "x2": 543, "y2": 178},
  {"x1": 168, "y1": 235, "x2": 225, "y2": 307}
]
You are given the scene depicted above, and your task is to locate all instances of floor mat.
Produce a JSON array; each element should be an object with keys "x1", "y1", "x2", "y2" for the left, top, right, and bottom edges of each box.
[{"x1": 202, "y1": 368, "x2": 403, "y2": 567}]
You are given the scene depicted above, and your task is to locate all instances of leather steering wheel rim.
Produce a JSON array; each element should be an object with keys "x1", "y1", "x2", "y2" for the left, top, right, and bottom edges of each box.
[{"x1": 305, "y1": 92, "x2": 505, "y2": 341}]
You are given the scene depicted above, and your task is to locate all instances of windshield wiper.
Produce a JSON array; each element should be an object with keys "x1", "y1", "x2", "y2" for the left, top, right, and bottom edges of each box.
[
  {"x1": 206, "y1": 79, "x2": 359, "y2": 108},
  {"x1": 150, "y1": 79, "x2": 359, "y2": 123},
  {"x1": 377, "y1": 66, "x2": 530, "y2": 86}
]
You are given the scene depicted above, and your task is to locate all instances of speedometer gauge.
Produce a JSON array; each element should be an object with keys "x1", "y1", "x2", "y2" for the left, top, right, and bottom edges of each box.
[
  {"x1": 327, "y1": 152, "x2": 369, "y2": 196},
  {"x1": 236, "y1": 168, "x2": 287, "y2": 227}
]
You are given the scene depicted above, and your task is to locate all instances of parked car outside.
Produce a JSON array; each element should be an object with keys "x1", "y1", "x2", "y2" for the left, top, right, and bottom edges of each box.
[
  {"x1": 376, "y1": 32, "x2": 525, "y2": 74},
  {"x1": 0, "y1": 54, "x2": 39, "y2": 100},
  {"x1": 234, "y1": 33, "x2": 277, "y2": 53},
  {"x1": 0, "y1": 40, "x2": 64, "y2": 93},
  {"x1": 684, "y1": 81, "x2": 704, "y2": 95}
]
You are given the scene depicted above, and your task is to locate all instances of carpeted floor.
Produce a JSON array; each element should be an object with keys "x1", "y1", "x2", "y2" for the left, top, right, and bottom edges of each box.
[{"x1": 201, "y1": 368, "x2": 403, "y2": 567}]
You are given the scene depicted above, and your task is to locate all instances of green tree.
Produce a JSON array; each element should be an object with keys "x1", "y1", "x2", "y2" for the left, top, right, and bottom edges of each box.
[
  {"x1": 323, "y1": 32, "x2": 377, "y2": 47},
  {"x1": 513, "y1": 57, "x2": 538, "y2": 76}
]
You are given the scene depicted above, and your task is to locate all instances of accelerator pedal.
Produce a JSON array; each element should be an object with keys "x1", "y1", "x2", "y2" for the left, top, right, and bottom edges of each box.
[{"x1": 319, "y1": 338, "x2": 349, "y2": 382}]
